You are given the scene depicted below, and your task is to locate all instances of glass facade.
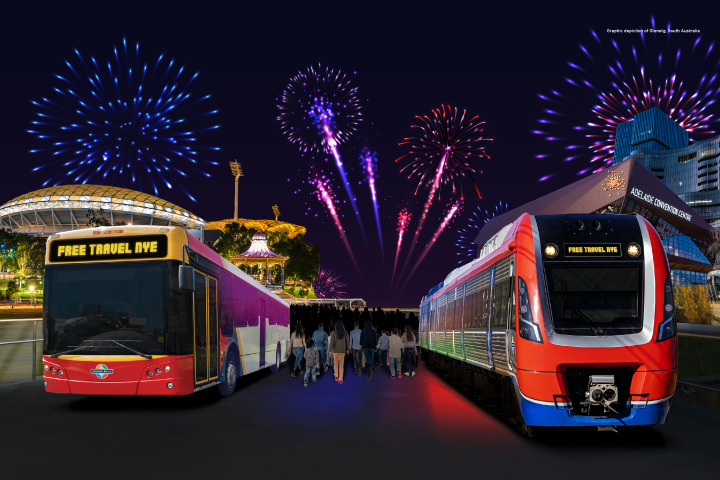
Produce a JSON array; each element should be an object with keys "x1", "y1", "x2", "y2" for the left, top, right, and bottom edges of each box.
[
  {"x1": 662, "y1": 235, "x2": 711, "y2": 265},
  {"x1": 613, "y1": 107, "x2": 688, "y2": 164},
  {"x1": 613, "y1": 108, "x2": 720, "y2": 225},
  {"x1": 671, "y1": 270, "x2": 708, "y2": 285}
]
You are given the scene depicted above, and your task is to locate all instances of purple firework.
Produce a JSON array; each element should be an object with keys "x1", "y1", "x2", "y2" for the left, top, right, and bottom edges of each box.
[
  {"x1": 312, "y1": 266, "x2": 347, "y2": 299},
  {"x1": 456, "y1": 201, "x2": 508, "y2": 264},
  {"x1": 534, "y1": 16, "x2": 720, "y2": 180}
]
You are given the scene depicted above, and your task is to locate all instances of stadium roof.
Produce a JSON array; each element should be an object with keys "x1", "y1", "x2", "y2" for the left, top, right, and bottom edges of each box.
[
  {"x1": 204, "y1": 218, "x2": 306, "y2": 238},
  {"x1": 0, "y1": 185, "x2": 205, "y2": 235}
]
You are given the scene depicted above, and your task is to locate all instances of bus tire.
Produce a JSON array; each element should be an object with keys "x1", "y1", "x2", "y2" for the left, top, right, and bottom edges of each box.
[
  {"x1": 219, "y1": 353, "x2": 238, "y2": 396},
  {"x1": 270, "y1": 343, "x2": 281, "y2": 373}
]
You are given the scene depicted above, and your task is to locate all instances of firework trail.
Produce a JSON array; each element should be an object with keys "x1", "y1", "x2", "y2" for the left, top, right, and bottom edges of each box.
[
  {"x1": 277, "y1": 64, "x2": 368, "y2": 248},
  {"x1": 309, "y1": 174, "x2": 362, "y2": 276},
  {"x1": 456, "y1": 201, "x2": 508, "y2": 264},
  {"x1": 360, "y1": 148, "x2": 384, "y2": 261},
  {"x1": 312, "y1": 266, "x2": 347, "y2": 299},
  {"x1": 534, "y1": 16, "x2": 720, "y2": 180},
  {"x1": 394, "y1": 105, "x2": 490, "y2": 287},
  {"x1": 397, "y1": 200, "x2": 464, "y2": 297},
  {"x1": 391, "y1": 208, "x2": 411, "y2": 286},
  {"x1": 29, "y1": 37, "x2": 220, "y2": 201}
]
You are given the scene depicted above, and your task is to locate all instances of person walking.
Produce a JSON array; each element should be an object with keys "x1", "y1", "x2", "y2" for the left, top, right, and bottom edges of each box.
[
  {"x1": 376, "y1": 330, "x2": 389, "y2": 367},
  {"x1": 372, "y1": 325, "x2": 380, "y2": 365},
  {"x1": 329, "y1": 321, "x2": 350, "y2": 384},
  {"x1": 312, "y1": 323, "x2": 329, "y2": 374},
  {"x1": 360, "y1": 320, "x2": 378, "y2": 380},
  {"x1": 349, "y1": 321, "x2": 363, "y2": 375},
  {"x1": 412, "y1": 328, "x2": 420, "y2": 369},
  {"x1": 290, "y1": 324, "x2": 306, "y2": 377},
  {"x1": 388, "y1": 328, "x2": 404, "y2": 379},
  {"x1": 303, "y1": 338, "x2": 320, "y2": 387},
  {"x1": 327, "y1": 320, "x2": 335, "y2": 370},
  {"x1": 401, "y1": 325, "x2": 416, "y2": 377}
]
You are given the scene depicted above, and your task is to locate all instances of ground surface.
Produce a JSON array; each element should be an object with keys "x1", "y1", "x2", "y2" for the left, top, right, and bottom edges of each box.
[{"x1": 0, "y1": 360, "x2": 718, "y2": 480}]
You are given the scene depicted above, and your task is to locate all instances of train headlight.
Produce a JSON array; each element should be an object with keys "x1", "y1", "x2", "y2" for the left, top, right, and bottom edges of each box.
[
  {"x1": 627, "y1": 243, "x2": 641, "y2": 257},
  {"x1": 544, "y1": 244, "x2": 558, "y2": 258}
]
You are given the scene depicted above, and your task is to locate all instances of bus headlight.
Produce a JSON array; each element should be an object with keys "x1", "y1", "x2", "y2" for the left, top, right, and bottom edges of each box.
[
  {"x1": 164, "y1": 366, "x2": 171, "y2": 372},
  {"x1": 44, "y1": 365, "x2": 49, "y2": 371},
  {"x1": 627, "y1": 243, "x2": 641, "y2": 257},
  {"x1": 167, "y1": 382, "x2": 174, "y2": 389},
  {"x1": 544, "y1": 244, "x2": 558, "y2": 258}
]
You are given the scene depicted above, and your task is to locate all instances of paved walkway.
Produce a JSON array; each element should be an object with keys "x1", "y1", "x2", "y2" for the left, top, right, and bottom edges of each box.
[{"x1": 1, "y1": 360, "x2": 719, "y2": 479}]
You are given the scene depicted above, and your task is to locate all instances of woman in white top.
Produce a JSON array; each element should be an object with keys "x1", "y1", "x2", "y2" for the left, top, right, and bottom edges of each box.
[
  {"x1": 290, "y1": 324, "x2": 306, "y2": 377},
  {"x1": 401, "y1": 325, "x2": 417, "y2": 377}
]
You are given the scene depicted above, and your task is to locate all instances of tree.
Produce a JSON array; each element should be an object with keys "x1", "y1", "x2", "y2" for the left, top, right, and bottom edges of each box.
[
  {"x1": 0, "y1": 231, "x2": 46, "y2": 278},
  {"x1": 675, "y1": 285, "x2": 713, "y2": 324},
  {"x1": 86, "y1": 208, "x2": 111, "y2": 228},
  {"x1": 272, "y1": 234, "x2": 321, "y2": 286},
  {"x1": 5, "y1": 279, "x2": 19, "y2": 299}
]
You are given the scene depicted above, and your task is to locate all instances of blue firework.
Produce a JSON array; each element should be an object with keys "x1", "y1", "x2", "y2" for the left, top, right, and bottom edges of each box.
[
  {"x1": 28, "y1": 38, "x2": 221, "y2": 201},
  {"x1": 456, "y1": 201, "x2": 508, "y2": 264}
]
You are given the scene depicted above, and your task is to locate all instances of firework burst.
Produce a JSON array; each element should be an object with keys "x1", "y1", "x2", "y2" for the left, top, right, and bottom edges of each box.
[
  {"x1": 313, "y1": 266, "x2": 347, "y2": 299},
  {"x1": 391, "y1": 208, "x2": 411, "y2": 286},
  {"x1": 535, "y1": 17, "x2": 720, "y2": 179},
  {"x1": 360, "y1": 147, "x2": 383, "y2": 261},
  {"x1": 394, "y1": 105, "x2": 490, "y2": 288},
  {"x1": 29, "y1": 37, "x2": 220, "y2": 201},
  {"x1": 277, "y1": 64, "x2": 367, "y2": 247},
  {"x1": 397, "y1": 200, "x2": 464, "y2": 297},
  {"x1": 309, "y1": 173, "x2": 362, "y2": 276},
  {"x1": 456, "y1": 201, "x2": 508, "y2": 264}
]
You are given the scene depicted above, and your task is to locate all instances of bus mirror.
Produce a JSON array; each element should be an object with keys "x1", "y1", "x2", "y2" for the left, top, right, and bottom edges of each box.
[{"x1": 179, "y1": 265, "x2": 195, "y2": 292}]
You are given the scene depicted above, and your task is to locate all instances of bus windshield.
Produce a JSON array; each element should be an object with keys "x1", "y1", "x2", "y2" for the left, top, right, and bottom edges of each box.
[
  {"x1": 545, "y1": 265, "x2": 643, "y2": 336},
  {"x1": 45, "y1": 261, "x2": 170, "y2": 356}
]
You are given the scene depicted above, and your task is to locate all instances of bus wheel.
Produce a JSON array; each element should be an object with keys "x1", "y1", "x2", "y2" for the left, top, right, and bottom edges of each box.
[
  {"x1": 219, "y1": 354, "x2": 238, "y2": 396},
  {"x1": 270, "y1": 344, "x2": 281, "y2": 373}
]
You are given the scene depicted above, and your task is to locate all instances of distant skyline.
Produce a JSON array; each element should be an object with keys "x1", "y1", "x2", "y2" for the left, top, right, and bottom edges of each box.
[{"x1": 0, "y1": 4, "x2": 714, "y2": 306}]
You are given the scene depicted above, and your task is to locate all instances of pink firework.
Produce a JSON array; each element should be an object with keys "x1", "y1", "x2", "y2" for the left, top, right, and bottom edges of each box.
[
  {"x1": 397, "y1": 200, "x2": 463, "y2": 297},
  {"x1": 391, "y1": 208, "x2": 412, "y2": 286},
  {"x1": 310, "y1": 174, "x2": 362, "y2": 276}
]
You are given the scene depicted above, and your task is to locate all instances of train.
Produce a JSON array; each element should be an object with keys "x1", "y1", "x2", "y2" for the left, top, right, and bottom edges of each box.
[{"x1": 418, "y1": 213, "x2": 676, "y2": 431}]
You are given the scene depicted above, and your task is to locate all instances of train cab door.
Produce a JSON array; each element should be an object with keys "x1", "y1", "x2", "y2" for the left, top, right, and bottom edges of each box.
[
  {"x1": 506, "y1": 271, "x2": 516, "y2": 373},
  {"x1": 193, "y1": 271, "x2": 219, "y2": 387},
  {"x1": 486, "y1": 269, "x2": 495, "y2": 367}
]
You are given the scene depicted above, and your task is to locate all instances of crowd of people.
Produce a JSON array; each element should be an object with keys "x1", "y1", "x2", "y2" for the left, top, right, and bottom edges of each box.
[{"x1": 287, "y1": 318, "x2": 420, "y2": 387}]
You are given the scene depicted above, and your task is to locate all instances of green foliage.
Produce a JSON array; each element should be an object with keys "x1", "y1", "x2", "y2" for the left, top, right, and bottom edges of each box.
[
  {"x1": 0, "y1": 230, "x2": 46, "y2": 278},
  {"x1": 212, "y1": 223, "x2": 254, "y2": 259},
  {"x1": 676, "y1": 285, "x2": 713, "y2": 325},
  {"x1": 272, "y1": 234, "x2": 321, "y2": 283},
  {"x1": 5, "y1": 280, "x2": 19, "y2": 299},
  {"x1": 86, "y1": 208, "x2": 111, "y2": 228}
]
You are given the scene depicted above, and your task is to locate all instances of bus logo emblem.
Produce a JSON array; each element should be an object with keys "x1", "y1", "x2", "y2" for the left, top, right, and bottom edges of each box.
[{"x1": 90, "y1": 364, "x2": 114, "y2": 379}]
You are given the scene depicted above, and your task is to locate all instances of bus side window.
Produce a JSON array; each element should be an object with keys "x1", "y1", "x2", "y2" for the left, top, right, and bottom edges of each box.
[
  {"x1": 247, "y1": 288, "x2": 259, "y2": 327},
  {"x1": 232, "y1": 276, "x2": 248, "y2": 328},
  {"x1": 219, "y1": 272, "x2": 233, "y2": 337}
]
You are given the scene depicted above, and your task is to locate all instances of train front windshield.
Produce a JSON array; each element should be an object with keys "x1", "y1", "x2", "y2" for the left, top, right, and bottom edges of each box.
[
  {"x1": 44, "y1": 260, "x2": 187, "y2": 356},
  {"x1": 545, "y1": 265, "x2": 643, "y2": 336}
]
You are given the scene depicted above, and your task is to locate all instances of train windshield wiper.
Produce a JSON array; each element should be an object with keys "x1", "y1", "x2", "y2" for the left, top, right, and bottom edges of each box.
[{"x1": 562, "y1": 297, "x2": 606, "y2": 338}]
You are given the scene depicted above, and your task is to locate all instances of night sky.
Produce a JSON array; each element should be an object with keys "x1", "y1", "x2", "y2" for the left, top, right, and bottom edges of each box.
[{"x1": 0, "y1": 4, "x2": 712, "y2": 307}]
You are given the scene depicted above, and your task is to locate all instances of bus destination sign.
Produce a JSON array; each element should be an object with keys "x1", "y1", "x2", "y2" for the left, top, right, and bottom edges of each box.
[
  {"x1": 564, "y1": 243, "x2": 622, "y2": 257},
  {"x1": 49, "y1": 235, "x2": 168, "y2": 262}
]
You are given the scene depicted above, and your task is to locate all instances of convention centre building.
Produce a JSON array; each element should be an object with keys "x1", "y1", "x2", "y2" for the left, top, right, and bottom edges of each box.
[{"x1": 476, "y1": 157, "x2": 716, "y2": 285}]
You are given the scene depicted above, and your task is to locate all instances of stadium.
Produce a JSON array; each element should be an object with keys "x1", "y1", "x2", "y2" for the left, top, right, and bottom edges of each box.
[{"x1": 0, "y1": 185, "x2": 206, "y2": 236}]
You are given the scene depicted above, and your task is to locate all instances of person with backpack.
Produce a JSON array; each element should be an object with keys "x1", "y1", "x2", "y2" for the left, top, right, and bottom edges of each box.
[{"x1": 312, "y1": 322, "x2": 329, "y2": 374}]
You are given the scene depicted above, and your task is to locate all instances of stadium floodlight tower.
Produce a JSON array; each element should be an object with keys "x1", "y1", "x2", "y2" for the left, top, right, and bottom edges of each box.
[{"x1": 230, "y1": 160, "x2": 244, "y2": 223}]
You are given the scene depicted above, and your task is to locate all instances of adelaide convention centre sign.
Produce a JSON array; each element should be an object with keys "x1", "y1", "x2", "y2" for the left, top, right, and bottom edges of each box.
[{"x1": 629, "y1": 187, "x2": 693, "y2": 222}]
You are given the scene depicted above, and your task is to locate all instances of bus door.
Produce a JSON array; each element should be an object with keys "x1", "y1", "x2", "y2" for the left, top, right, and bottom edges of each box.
[
  {"x1": 259, "y1": 297, "x2": 266, "y2": 368},
  {"x1": 193, "y1": 271, "x2": 219, "y2": 386}
]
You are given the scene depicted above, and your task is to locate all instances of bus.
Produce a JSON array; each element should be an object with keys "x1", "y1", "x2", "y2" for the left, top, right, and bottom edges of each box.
[{"x1": 42, "y1": 225, "x2": 290, "y2": 395}]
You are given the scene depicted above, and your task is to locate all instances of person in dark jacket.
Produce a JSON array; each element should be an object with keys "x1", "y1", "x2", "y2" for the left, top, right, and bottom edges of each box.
[
  {"x1": 360, "y1": 319, "x2": 378, "y2": 380},
  {"x1": 303, "y1": 338, "x2": 320, "y2": 387}
]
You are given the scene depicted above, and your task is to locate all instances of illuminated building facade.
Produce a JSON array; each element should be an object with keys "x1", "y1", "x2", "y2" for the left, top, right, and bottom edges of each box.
[
  {"x1": 477, "y1": 158, "x2": 715, "y2": 285},
  {"x1": 0, "y1": 185, "x2": 206, "y2": 236},
  {"x1": 613, "y1": 108, "x2": 720, "y2": 228}
]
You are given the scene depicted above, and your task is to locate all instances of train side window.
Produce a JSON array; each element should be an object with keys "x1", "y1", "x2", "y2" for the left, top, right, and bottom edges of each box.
[
  {"x1": 219, "y1": 273, "x2": 233, "y2": 337},
  {"x1": 508, "y1": 278, "x2": 516, "y2": 330},
  {"x1": 447, "y1": 294, "x2": 455, "y2": 331},
  {"x1": 492, "y1": 279, "x2": 510, "y2": 328},
  {"x1": 481, "y1": 287, "x2": 490, "y2": 329}
]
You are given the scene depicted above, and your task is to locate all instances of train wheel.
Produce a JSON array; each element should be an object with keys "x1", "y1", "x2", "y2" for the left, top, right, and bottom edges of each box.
[
  {"x1": 270, "y1": 344, "x2": 281, "y2": 373},
  {"x1": 219, "y1": 354, "x2": 238, "y2": 396}
]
